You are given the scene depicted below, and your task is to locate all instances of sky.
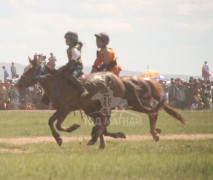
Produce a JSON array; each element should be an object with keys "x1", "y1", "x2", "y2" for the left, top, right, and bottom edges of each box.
[{"x1": 0, "y1": 0, "x2": 213, "y2": 76}]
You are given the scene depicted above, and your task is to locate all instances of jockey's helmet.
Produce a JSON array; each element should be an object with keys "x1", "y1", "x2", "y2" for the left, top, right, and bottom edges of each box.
[
  {"x1": 64, "y1": 31, "x2": 78, "y2": 43},
  {"x1": 95, "y1": 32, "x2": 110, "y2": 45}
]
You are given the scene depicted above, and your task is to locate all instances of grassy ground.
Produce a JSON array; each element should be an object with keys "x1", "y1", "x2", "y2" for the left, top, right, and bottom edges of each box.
[
  {"x1": 0, "y1": 110, "x2": 213, "y2": 137},
  {"x1": 0, "y1": 140, "x2": 212, "y2": 180},
  {"x1": 0, "y1": 110, "x2": 213, "y2": 179}
]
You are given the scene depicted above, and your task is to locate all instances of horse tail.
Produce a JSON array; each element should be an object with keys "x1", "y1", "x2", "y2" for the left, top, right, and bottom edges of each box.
[
  {"x1": 152, "y1": 98, "x2": 166, "y2": 112},
  {"x1": 163, "y1": 104, "x2": 186, "y2": 124},
  {"x1": 147, "y1": 80, "x2": 186, "y2": 124}
]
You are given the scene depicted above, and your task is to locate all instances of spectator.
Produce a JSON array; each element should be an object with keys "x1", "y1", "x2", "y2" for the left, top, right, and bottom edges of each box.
[
  {"x1": 176, "y1": 80, "x2": 186, "y2": 109},
  {"x1": 2, "y1": 66, "x2": 9, "y2": 82},
  {"x1": 168, "y1": 78, "x2": 177, "y2": 107},
  {"x1": 200, "y1": 85, "x2": 208, "y2": 109},
  {"x1": 49, "y1": 52, "x2": 57, "y2": 62},
  {"x1": 47, "y1": 53, "x2": 56, "y2": 69},
  {"x1": 10, "y1": 62, "x2": 17, "y2": 79},
  {"x1": 184, "y1": 82, "x2": 194, "y2": 109},
  {"x1": 202, "y1": 61, "x2": 211, "y2": 81}
]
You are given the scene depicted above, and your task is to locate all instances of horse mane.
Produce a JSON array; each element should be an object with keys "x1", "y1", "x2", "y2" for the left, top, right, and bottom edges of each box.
[
  {"x1": 43, "y1": 63, "x2": 69, "y2": 77},
  {"x1": 45, "y1": 64, "x2": 58, "y2": 75},
  {"x1": 49, "y1": 64, "x2": 69, "y2": 79},
  {"x1": 56, "y1": 64, "x2": 68, "y2": 73}
]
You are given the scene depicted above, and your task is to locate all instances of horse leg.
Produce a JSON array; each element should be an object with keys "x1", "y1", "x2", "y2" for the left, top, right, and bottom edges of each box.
[
  {"x1": 48, "y1": 111, "x2": 62, "y2": 146},
  {"x1": 55, "y1": 111, "x2": 80, "y2": 133},
  {"x1": 103, "y1": 128, "x2": 126, "y2": 139},
  {"x1": 148, "y1": 112, "x2": 160, "y2": 142},
  {"x1": 98, "y1": 126, "x2": 126, "y2": 149},
  {"x1": 87, "y1": 115, "x2": 109, "y2": 147},
  {"x1": 131, "y1": 100, "x2": 161, "y2": 140},
  {"x1": 99, "y1": 134, "x2": 106, "y2": 149},
  {"x1": 153, "y1": 112, "x2": 161, "y2": 134},
  {"x1": 87, "y1": 125, "x2": 103, "y2": 145},
  {"x1": 98, "y1": 128, "x2": 126, "y2": 149}
]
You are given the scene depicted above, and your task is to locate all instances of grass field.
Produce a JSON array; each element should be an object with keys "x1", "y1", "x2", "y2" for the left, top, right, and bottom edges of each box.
[{"x1": 0, "y1": 110, "x2": 213, "y2": 180}]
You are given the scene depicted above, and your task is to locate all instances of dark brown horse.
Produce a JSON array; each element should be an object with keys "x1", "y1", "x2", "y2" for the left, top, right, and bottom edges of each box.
[
  {"x1": 121, "y1": 76, "x2": 185, "y2": 141},
  {"x1": 18, "y1": 56, "x2": 185, "y2": 148}
]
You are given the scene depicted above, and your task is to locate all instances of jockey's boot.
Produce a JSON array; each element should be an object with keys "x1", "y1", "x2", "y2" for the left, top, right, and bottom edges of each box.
[{"x1": 69, "y1": 76, "x2": 89, "y2": 98}]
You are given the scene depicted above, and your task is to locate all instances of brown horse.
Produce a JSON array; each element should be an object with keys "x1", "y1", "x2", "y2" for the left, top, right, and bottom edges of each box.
[
  {"x1": 120, "y1": 76, "x2": 186, "y2": 141},
  {"x1": 18, "y1": 56, "x2": 185, "y2": 148}
]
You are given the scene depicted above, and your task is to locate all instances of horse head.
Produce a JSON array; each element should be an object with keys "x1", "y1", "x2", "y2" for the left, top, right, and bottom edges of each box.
[{"x1": 18, "y1": 55, "x2": 45, "y2": 90}]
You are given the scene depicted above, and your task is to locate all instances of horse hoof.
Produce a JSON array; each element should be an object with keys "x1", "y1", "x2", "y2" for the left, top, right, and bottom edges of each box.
[
  {"x1": 99, "y1": 144, "x2": 105, "y2": 149},
  {"x1": 154, "y1": 136, "x2": 159, "y2": 142},
  {"x1": 67, "y1": 124, "x2": 80, "y2": 132},
  {"x1": 73, "y1": 124, "x2": 80, "y2": 129},
  {"x1": 56, "y1": 137, "x2": 63, "y2": 147},
  {"x1": 156, "y1": 128, "x2": 161, "y2": 134},
  {"x1": 87, "y1": 140, "x2": 96, "y2": 146},
  {"x1": 118, "y1": 132, "x2": 126, "y2": 139}
]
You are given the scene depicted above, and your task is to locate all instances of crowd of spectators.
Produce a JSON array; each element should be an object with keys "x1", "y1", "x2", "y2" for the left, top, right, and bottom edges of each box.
[
  {"x1": 160, "y1": 77, "x2": 213, "y2": 110},
  {"x1": 1, "y1": 76, "x2": 212, "y2": 111},
  {"x1": 0, "y1": 56, "x2": 212, "y2": 110},
  {"x1": 0, "y1": 80, "x2": 48, "y2": 110},
  {"x1": 0, "y1": 53, "x2": 57, "y2": 110}
]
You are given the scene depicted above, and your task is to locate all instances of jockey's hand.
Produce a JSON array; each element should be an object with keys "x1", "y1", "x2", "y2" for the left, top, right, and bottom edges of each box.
[
  {"x1": 106, "y1": 60, "x2": 117, "y2": 70},
  {"x1": 97, "y1": 64, "x2": 107, "y2": 71}
]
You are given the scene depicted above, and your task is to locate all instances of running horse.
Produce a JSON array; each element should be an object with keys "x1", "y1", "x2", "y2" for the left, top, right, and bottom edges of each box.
[{"x1": 18, "y1": 56, "x2": 185, "y2": 148}]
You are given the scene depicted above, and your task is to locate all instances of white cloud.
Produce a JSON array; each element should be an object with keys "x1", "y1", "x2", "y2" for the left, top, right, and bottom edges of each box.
[
  {"x1": 175, "y1": 1, "x2": 213, "y2": 32},
  {"x1": 177, "y1": 1, "x2": 213, "y2": 16},
  {"x1": 3, "y1": 1, "x2": 134, "y2": 36},
  {"x1": 29, "y1": 28, "x2": 46, "y2": 35},
  {"x1": 0, "y1": 19, "x2": 14, "y2": 27},
  {"x1": 0, "y1": 0, "x2": 212, "y2": 76},
  {"x1": 174, "y1": 22, "x2": 213, "y2": 32},
  {"x1": 177, "y1": 2, "x2": 198, "y2": 15},
  {"x1": 0, "y1": 43, "x2": 28, "y2": 51},
  {"x1": 83, "y1": 2, "x2": 123, "y2": 17},
  {"x1": 9, "y1": 0, "x2": 38, "y2": 8},
  {"x1": 118, "y1": 0, "x2": 155, "y2": 10},
  {"x1": 135, "y1": 16, "x2": 165, "y2": 24},
  {"x1": 174, "y1": 23, "x2": 194, "y2": 30},
  {"x1": 89, "y1": 19, "x2": 134, "y2": 32}
]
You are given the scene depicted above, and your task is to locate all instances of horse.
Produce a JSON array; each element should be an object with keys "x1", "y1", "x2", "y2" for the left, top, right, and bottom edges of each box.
[
  {"x1": 18, "y1": 56, "x2": 185, "y2": 148},
  {"x1": 120, "y1": 76, "x2": 186, "y2": 141}
]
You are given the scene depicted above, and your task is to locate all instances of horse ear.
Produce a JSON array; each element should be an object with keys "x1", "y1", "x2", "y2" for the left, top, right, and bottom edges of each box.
[
  {"x1": 35, "y1": 56, "x2": 41, "y2": 66},
  {"x1": 28, "y1": 56, "x2": 33, "y2": 64}
]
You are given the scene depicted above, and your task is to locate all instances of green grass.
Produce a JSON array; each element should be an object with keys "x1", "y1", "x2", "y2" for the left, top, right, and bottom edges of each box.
[
  {"x1": 0, "y1": 140, "x2": 212, "y2": 180},
  {"x1": 0, "y1": 110, "x2": 213, "y2": 137},
  {"x1": 0, "y1": 110, "x2": 213, "y2": 179}
]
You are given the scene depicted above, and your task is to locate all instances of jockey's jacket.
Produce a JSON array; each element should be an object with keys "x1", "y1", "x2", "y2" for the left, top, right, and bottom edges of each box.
[
  {"x1": 93, "y1": 47, "x2": 116, "y2": 67},
  {"x1": 93, "y1": 47, "x2": 122, "y2": 76},
  {"x1": 67, "y1": 44, "x2": 82, "y2": 64}
]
